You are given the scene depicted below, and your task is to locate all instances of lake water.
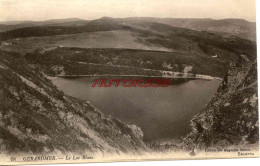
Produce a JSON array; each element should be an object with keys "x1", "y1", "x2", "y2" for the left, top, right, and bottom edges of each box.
[{"x1": 49, "y1": 77, "x2": 221, "y2": 143}]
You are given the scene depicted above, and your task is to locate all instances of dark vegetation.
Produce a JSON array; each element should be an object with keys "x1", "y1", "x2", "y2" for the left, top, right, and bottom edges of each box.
[
  {"x1": 26, "y1": 48, "x2": 228, "y2": 77},
  {"x1": 0, "y1": 20, "x2": 132, "y2": 41}
]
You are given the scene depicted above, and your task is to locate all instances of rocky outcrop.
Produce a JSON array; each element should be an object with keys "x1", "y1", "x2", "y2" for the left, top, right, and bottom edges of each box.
[
  {"x1": 0, "y1": 51, "x2": 148, "y2": 156},
  {"x1": 185, "y1": 54, "x2": 258, "y2": 149}
]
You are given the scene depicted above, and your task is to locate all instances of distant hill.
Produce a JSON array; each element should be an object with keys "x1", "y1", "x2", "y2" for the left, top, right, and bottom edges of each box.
[
  {"x1": 0, "y1": 17, "x2": 256, "y2": 41},
  {"x1": 0, "y1": 17, "x2": 256, "y2": 55},
  {"x1": 0, "y1": 18, "x2": 85, "y2": 32},
  {"x1": 112, "y1": 17, "x2": 256, "y2": 41},
  {"x1": 0, "y1": 20, "x2": 132, "y2": 41},
  {"x1": 0, "y1": 17, "x2": 82, "y2": 25}
]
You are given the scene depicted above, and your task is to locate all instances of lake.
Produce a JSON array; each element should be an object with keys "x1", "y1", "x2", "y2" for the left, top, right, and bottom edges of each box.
[{"x1": 49, "y1": 77, "x2": 221, "y2": 143}]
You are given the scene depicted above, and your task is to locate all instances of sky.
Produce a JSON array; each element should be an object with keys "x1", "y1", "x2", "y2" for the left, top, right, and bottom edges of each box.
[{"x1": 0, "y1": 0, "x2": 256, "y2": 22}]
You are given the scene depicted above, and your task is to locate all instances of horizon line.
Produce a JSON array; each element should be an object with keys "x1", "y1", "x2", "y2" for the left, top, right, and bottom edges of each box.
[{"x1": 0, "y1": 16, "x2": 255, "y2": 24}]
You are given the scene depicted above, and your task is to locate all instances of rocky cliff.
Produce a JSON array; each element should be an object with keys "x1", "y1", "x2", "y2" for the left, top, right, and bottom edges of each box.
[
  {"x1": 185, "y1": 54, "x2": 258, "y2": 150},
  {"x1": 0, "y1": 51, "x2": 148, "y2": 156}
]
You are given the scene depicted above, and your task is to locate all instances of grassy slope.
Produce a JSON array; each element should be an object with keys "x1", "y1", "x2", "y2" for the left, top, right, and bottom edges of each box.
[{"x1": 0, "y1": 30, "x2": 171, "y2": 55}]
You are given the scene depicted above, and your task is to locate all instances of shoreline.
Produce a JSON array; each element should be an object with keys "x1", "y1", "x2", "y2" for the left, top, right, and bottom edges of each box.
[{"x1": 52, "y1": 74, "x2": 223, "y2": 81}]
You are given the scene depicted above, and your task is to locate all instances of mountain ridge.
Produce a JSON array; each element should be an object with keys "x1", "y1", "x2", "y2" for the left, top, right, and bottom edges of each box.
[{"x1": 0, "y1": 17, "x2": 256, "y2": 41}]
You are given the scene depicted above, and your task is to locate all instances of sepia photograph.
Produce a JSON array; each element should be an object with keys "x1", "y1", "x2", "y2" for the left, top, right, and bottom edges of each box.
[{"x1": 0, "y1": 0, "x2": 258, "y2": 165}]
